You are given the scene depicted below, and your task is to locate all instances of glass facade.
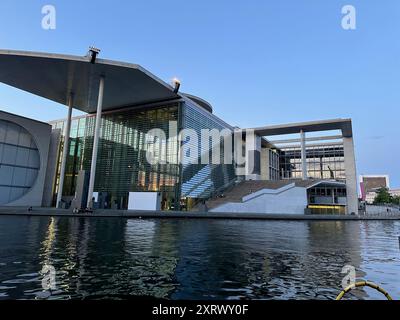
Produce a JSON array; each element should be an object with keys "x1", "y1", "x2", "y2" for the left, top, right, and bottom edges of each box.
[
  {"x1": 307, "y1": 184, "x2": 347, "y2": 214},
  {"x1": 279, "y1": 143, "x2": 345, "y2": 180},
  {"x1": 180, "y1": 101, "x2": 236, "y2": 204},
  {"x1": 268, "y1": 149, "x2": 280, "y2": 180},
  {"x1": 51, "y1": 103, "x2": 180, "y2": 209},
  {"x1": 50, "y1": 117, "x2": 87, "y2": 202},
  {"x1": 308, "y1": 186, "x2": 347, "y2": 204},
  {"x1": 50, "y1": 100, "x2": 236, "y2": 210}
]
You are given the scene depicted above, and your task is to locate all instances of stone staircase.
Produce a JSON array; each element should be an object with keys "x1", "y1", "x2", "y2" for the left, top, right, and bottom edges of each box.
[
  {"x1": 203, "y1": 179, "x2": 321, "y2": 211},
  {"x1": 204, "y1": 180, "x2": 290, "y2": 210}
]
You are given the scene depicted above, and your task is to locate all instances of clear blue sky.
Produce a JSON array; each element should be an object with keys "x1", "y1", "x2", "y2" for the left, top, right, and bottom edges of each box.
[{"x1": 0, "y1": 0, "x2": 399, "y2": 187}]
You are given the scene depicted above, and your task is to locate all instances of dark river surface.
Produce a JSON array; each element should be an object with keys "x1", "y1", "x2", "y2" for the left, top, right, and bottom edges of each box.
[{"x1": 0, "y1": 216, "x2": 399, "y2": 300}]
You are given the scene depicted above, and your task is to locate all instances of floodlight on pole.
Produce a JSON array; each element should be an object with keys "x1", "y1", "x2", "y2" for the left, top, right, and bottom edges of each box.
[
  {"x1": 172, "y1": 77, "x2": 181, "y2": 93},
  {"x1": 88, "y1": 46, "x2": 101, "y2": 64}
]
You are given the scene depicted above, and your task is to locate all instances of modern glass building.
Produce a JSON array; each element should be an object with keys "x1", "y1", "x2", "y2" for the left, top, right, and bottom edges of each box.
[
  {"x1": 50, "y1": 97, "x2": 236, "y2": 210},
  {"x1": 0, "y1": 49, "x2": 358, "y2": 214},
  {"x1": 279, "y1": 143, "x2": 345, "y2": 180},
  {"x1": 180, "y1": 100, "x2": 236, "y2": 202}
]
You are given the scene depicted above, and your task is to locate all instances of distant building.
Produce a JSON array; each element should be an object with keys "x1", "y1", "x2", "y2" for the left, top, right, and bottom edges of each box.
[{"x1": 359, "y1": 175, "x2": 390, "y2": 204}]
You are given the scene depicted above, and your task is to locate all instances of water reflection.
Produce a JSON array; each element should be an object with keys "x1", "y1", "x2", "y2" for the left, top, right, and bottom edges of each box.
[{"x1": 0, "y1": 217, "x2": 399, "y2": 300}]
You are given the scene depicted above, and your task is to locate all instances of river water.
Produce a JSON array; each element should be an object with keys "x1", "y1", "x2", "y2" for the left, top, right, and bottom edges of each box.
[{"x1": 0, "y1": 216, "x2": 399, "y2": 300}]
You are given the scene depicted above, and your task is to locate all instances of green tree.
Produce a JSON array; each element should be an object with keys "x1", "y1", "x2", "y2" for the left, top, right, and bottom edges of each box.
[
  {"x1": 373, "y1": 188, "x2": 392, "y2": 204},
  {"x1": 392, "y1": 195, "x2": 400, "y2": 205}
]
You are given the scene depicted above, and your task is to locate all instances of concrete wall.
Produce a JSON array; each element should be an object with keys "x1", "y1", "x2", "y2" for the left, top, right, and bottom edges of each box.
[
  {"x1": 211, "y1": 184, "x2": 308, "y2": 214},
  {"x1": 260, "y1": 147, "x2": 269, "y2": 180},
  {"x1": 343, "y1": 137, "x2": 358, "y2": 214},
  {"x1": 245, "y1": 133, "x2": 261, "y2": 180},
  {"x1": 0, "y1": 110, "x2": 51, "y2": 207},
  {"x1": 42, "y1": 128, "x2": 61, "y2": 207}
]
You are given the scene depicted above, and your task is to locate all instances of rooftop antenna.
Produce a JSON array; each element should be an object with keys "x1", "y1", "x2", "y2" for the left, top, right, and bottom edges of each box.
[{"x1": 88, "y1": 46, "x2": 101, "y2": 64}]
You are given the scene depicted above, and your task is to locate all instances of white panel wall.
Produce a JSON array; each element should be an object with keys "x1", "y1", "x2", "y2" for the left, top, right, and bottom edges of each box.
[{"x1": 128, "y1": 192, "x2": 161, "y2": 211}]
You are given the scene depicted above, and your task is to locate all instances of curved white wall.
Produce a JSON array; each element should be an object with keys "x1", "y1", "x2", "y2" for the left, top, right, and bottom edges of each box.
[
  {"x1": 0, "y1": 119, "x2": 40, "y2": 204},
  {"x1": 0, "y1": 111, "x2": 51, "y2": 207}
]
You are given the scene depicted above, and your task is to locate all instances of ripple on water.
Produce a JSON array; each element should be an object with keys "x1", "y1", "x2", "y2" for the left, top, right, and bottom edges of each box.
[{"x1": 0, "y1": 217, "x2": 399, "y2": 300}]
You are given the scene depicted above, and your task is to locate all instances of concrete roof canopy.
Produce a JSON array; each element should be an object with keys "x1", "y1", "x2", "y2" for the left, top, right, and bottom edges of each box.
[
  {"x1": 0, "y1": 49, "x2": 181, "y2": 113},
  {"x1": 249, "y1": 119, "x2": 353, "y2": 138}
]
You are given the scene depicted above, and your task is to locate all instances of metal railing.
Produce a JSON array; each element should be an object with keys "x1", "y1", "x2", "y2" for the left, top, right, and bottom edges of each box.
[{"x1": 360, "y1": 204, "x2": 400, "y2": 216}]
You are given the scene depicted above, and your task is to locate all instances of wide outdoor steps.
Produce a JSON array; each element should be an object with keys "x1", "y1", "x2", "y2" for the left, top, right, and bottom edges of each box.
[{"x1": 204, "y1": 179, "x2": 320, "y2": 210}]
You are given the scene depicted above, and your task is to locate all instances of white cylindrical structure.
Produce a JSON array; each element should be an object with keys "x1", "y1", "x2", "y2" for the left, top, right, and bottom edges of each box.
[
  {"x1": 300, "y1": 130, "x2": 308, "y2": 180},
  {"x1": 87, "y1": 76, "x2": 105, "y2": 208},
  {"x1": 56, "y1": 94, "x2": 73, "y2": 208}
]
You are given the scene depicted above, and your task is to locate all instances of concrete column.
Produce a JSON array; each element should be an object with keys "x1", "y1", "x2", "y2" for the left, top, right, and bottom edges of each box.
[
  {"x1": 43, "y1": 128, "x2": 62, "y2": 207},
  {"x1": 245, "y1": 131, "x2": 261, "y2": 180},
  {"x1": 300, "y1": 130, "x2": 308, "y2": 180},
  {"x1": 56, "y1": 94, "x2": 73, "y2": 208},
  {"x1": 332, "y1": 188, "x2": 336, "y2": 204},
  {"x1": 260, "y1": 147, "x2": 269, "y2": 180},
  {"x1": 343, "y1": 137, "x2": 358, "y2": 215},
  {"x1": 87, "y1": 76, "x2": 105, "y2": 208}
]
